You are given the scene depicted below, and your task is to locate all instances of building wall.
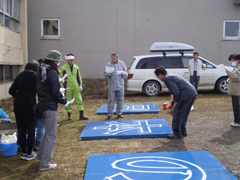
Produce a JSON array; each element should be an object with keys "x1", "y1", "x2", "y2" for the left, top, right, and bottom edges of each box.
[
  {"x1": 0, "y1": 0, "x2": 28, "y2": 100},
  {"x1": 28, "y1": 0, "x2": 240, "y2": 79}
]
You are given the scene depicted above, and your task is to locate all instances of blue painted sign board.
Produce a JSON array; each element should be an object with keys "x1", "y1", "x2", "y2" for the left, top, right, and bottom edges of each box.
[
  {"x1": 79, "y1": 119, "x2": 172, "y2": 140},
  {"x1": 96, "y1": 103, "x2": 160, "y2": 115},
  {"x1": 84, "y1": 151, "x2": 237, "y2": 180}
]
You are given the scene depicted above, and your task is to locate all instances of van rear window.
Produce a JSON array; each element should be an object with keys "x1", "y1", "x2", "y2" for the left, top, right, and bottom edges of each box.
[{"x1": 136, "y1": 57, "x2": 158, "y2": 69}]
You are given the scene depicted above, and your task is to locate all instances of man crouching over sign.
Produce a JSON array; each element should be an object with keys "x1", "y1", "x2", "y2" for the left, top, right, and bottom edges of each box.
[{"x1": 154, "y1": 66, "x2": 197, "y2": 139}]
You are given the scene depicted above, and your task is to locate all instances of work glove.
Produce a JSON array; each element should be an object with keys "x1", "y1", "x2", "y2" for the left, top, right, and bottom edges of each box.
[
  {"x1": 60, "y1": 88, "x2": 66, "y2": 94},
  {"x1": 79, "y1": 86, "x2": 83, "y2": 92},
  {"x1": 64, "y1": 101, "x2": 70, "y2": 107},
  {"x1": 59, "y1": 78, "x2": 64, "y2": 84},
  {"x1": 59, "y1": 74, "x2": 69, "y2": 84},
  {"x1": 63, "y1": 97, "x2": 75, "y2": 107}
]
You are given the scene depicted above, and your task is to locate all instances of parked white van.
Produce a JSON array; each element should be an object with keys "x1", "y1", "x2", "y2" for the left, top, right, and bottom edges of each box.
[{"x1": 127, "y1": 42, "x2": 233, "y2": 96}]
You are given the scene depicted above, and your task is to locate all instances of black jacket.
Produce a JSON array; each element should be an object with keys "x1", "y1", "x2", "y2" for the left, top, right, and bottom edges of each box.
[
  {"x1": 9, "y1": 70, "x2": 37, "y2": 113},
  {"x1": 37, "y1": 65, "x2": 67, "y2": 111}
]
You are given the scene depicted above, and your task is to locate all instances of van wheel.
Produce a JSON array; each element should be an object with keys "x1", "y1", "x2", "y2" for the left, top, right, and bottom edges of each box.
[
  {"x1": 216, "y1": 77, "x2": 228, "y2": 94},
  {"x1": 143, "y1": 81, "x2": 160, "y2": 96}
]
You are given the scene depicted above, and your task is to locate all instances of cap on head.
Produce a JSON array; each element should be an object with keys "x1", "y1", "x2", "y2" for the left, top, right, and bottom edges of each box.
[{"x1": 45, "y1": 50, "x2": 63, "y2": 62}]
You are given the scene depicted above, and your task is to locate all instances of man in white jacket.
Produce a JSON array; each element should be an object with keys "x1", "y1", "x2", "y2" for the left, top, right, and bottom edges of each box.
[{"x1": 188, "y1": 52, "x2": 202, "y2": 91}]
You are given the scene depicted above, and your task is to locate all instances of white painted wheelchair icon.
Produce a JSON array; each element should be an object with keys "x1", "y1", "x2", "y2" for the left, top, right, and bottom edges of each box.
[{"x1": 104, "y1": 156, "x2": 207, "y2": 180}]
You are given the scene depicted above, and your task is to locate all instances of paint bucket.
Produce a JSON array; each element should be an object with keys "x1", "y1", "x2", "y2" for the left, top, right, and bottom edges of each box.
[
  {"x1": 0, "y1": 142, "x2": 18, "y2": 157},
  {"x1": 163, "y1": 102, "x2": 169, "y2": 110}
]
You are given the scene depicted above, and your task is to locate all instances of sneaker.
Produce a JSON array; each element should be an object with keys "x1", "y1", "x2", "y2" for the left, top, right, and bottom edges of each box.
[
  {"x1": 21, "y1": 153, "x2": 27, "y2": 160},
  {"x1": 25, "y1": 153, "x2": 36, "y2": 161},
  {"x1": 39, "y1": 163, "x2": 57, "y2": 171},
  {"x1": 230, "y1": 122, "x2": 240, "y2": 127},
  {"x1": 33, "y1": 146, "x2": 39, "y2": 152},
  {"x1": 107, "y1": 116, "x2": 112, "y2": 120},
  {"x1": 117, "y1": 115, "x2": 123, "y2": 118}
]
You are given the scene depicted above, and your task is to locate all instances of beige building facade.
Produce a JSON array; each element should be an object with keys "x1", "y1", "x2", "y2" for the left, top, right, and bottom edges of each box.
[
  {"x1": 0, "y1": 0, "x2": 28, "y2": 99},
  {"x1": 27, "y1": 0, "x2": 240, "y2": 79}
]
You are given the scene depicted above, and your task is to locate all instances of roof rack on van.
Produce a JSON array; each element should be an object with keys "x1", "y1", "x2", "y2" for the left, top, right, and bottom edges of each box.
[{"x1": 149, "y1": 42, "x2": 194, "y2": 56}]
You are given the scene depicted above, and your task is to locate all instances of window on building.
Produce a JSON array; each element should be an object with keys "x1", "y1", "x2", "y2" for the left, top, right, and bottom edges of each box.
[
  {"x1": 41, "y1": 19, "x2": 60, "y2": 39},
  {"x1": 0, "y1": 0, "x2": 3, "y2": 11},
  {"x1": 223, "y1": 20, "x2": 240, "y2": 40},
  {"x1": 0, "y1": 65, "x2": 19, "y2": 82},
  {"x1": 0, "y1": 0, "x2": 20, "y2": 32},
  {"x1": 0, "y1": 13, "x2": 3, "y2": 25},
  {"x1": 0, "y1": 65, "x2": 3, "y2": 81}
]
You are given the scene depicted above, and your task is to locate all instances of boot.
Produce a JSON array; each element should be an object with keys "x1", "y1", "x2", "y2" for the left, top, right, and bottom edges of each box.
[
  {"x1": 79, "y1": 111, "x2": 89, "y2": 120},
  {"x1": 67, "y1": 112, "x2": 72, "y2": 120}
]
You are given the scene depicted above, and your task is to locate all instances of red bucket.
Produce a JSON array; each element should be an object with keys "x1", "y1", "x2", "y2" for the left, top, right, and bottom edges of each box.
[{"x1": 163, "y1": 102, "x2": 169, "y2": 110}]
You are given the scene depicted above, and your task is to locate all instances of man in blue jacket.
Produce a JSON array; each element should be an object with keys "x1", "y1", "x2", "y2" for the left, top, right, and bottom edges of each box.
[{"x1": 154, "y1": 66, "x2": 197, "y2": 139}]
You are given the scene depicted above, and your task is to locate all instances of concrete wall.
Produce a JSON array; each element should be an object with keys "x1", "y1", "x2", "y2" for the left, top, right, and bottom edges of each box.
[
  {"x1": 28, "y1": 0, "x2": 240, "y2": 78},
  {"x1": 0, "y1": 0, "x2": 28, "y2": 100}
]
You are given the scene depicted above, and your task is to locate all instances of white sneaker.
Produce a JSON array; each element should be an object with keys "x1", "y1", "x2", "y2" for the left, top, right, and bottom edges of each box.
[
  {"x1": 230, "y1": 122, "x2": 240, "y2": 127},
  {"x1": 25, "y1": 153, "x2": 36, "y2": 161},
  {"x1": 39, "y1": 163, "x2": 57, "y2": 171}
]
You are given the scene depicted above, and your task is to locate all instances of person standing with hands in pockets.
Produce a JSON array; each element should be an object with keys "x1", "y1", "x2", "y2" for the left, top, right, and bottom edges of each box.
[
  {"x1": 188, "y1": 52, "x2": 202, "y2": 92},
  {"x1": 60, "y1": 53, "x2": 89, "y2": 120},
  {"x1": 103, "y1": 53, "x2": 128, "y2": 120},
  {"x1": 226, "y1": 54, "x2": 240, "y2": 127}
]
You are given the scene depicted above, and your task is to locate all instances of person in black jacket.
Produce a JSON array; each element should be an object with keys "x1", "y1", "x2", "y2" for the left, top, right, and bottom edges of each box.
[
  {"x1": 154, "y1": 66, "x2": 197, "y2": 139},
  {"x1": 9, "y1": 60, "x2": 39, "y2": 161},
  {"x1": 35, "y1": 50, "x2": 69, "y2": 171}
]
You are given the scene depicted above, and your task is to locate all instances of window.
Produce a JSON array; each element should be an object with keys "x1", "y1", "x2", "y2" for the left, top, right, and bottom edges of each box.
[
  {"x1": 156, "y1": 57, "x2": 183, "y2": 68},
  {"x1": 223, "y1": 20, "x2": 240, "y2": 40},
  {"x1": 0, "y1": 65, "x2": 19, "y2": 82},
  {"x1": 41, "y1": 19, "x2": 60, "y2": 39},
  {"x1": 0, "y1": 65, "x2": 3, "y2": 81},
  {"x1": 182, "y1": 57, "x2": 215, "y2": 69},
  {"x1": 0, "y1": 0, "x2": 20, "y2": 32},
  {"x1": 0, "y1": 0, "x2": 3, "y2": 11},
  {"x1": 199, "y1": 59, "x2": 215, "y2": 68},
  {"x1": 182, "y1": 57, "x2": 191, "y2": 68},
  {"x1": 0, "y1": 13, "x2": 2, "y2": 25},
  {"x1": 136, "y1": 57, "x2": 158, "y2": 69}
]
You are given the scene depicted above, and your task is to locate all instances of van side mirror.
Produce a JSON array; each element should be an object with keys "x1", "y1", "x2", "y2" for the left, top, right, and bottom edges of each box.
[{"x1": 202, "y1": 64, "x2": 206, "y2": 70}]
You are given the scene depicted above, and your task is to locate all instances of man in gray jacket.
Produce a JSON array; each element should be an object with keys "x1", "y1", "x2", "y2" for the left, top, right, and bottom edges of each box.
[
  {"x1": 154, "y1": 66, "x2": 197, "y2": 139},
  {"x1": 103, "y1": 53, "x2": 128, "y2": 119}
]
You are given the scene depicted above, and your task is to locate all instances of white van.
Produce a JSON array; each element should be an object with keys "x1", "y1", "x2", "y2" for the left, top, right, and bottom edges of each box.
[{"x1": 127, "y1": 42, "x2": 233, "y2": 96}]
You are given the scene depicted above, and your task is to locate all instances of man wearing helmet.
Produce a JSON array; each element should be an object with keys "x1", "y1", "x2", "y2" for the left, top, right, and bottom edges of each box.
[{"x1": 60, "y1": 53, "x2": 89, "y2": 120}]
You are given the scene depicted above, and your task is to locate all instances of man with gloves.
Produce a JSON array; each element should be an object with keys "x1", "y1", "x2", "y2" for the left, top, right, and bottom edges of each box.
[
  {"x1": 60, "y1": 53, "x2": 88, "y2": 120},
  {"x1": 103, "y1": 53, "x2": 128, "y2": 119}
]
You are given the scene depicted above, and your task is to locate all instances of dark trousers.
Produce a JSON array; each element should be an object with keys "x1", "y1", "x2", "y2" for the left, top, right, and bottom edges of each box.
[
  {"x1": 232, "y1": 96, "x2": 240, "y2": 123},
  {"x1": 190, "y1": 71, "x2": 200, "y2": 91},
  {"x1": 172, "y1": 96, "x2": 196, "y2": 135},
  {"x1": 15, "y1": 112, "x2": 36, "y2": 154}
]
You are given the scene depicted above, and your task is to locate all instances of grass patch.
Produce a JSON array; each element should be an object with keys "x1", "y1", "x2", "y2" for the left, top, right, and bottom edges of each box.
[{"x1": 1, "y1": 79, "x2": 239, "y2": 179}]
